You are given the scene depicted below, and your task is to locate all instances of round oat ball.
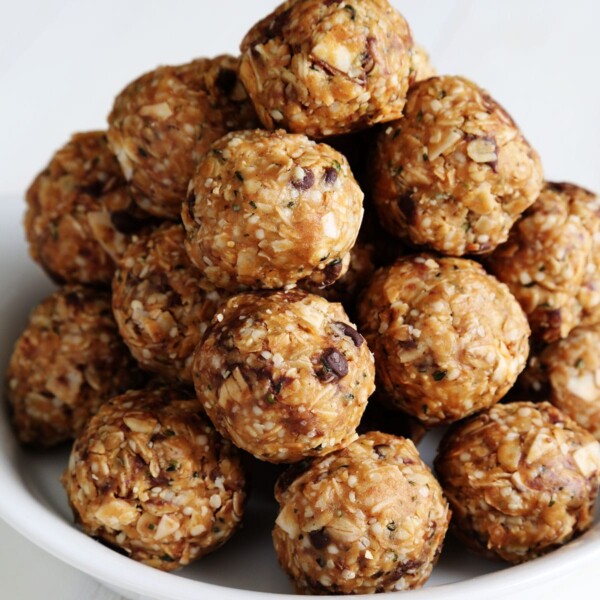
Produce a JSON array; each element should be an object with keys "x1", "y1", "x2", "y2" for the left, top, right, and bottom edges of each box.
[
  {"x1": 488, "y1": 182, "x2": 600, "y2": 343},
  {"x1": 112, "y1": 223, "x2": 227, "y2": 383},
  {"x1": 272, "y1": 432, "x2": 450, "y2": 594},
  {"x1": 192, "y1": 290, "x2": 375, "y2": 463},
  {"x1": 239, "y1": 0, "x2": 413, "y2": 138},
  {"x1": 435, "y1": 402, "x2": 600, "y2": 563},
  {"x1": 523, "y1": 324, "x2": 600, "y2": 440},
  {"x1": 25, "y1": 131, "x2": 152, "y2": 285},
  {"x1": 6, "y1": 286, "x2": 144, "y2": 447},
  {"x1": 357, "y1": 255, "x2": 530, "y2": 426},
  {"x1": 372, "y1": 75, "x2": 543, "y2": 256},
  {"x1": 108, "y1": 55, "x2": 258, "y2": 219},
  {"x1": 183, "y1": 129, "x2": 364, "y2": 291},
  {"x1": 62, "y1": 387, "x2": 246, "y2": 571}
]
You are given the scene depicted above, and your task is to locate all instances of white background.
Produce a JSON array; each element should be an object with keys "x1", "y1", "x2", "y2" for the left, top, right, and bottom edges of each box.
[{"x1": 0, "y1": 1, "x2": 599, "y2": 598}]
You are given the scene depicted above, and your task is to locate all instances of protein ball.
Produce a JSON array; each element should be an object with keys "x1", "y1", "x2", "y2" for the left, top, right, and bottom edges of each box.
[
  {"x1": 183, "y1": 129, "x2": 364, "y2": 291},
  {"x1": 272, "y1": 432, "x2": 450, "y2": 594},
  {"x1": 435, "y1": 402, "x2": 600, "y2": 563},
  {"x1": 523, "y1": 324, "x2": 600, "y2": 440},
  {"x1": 112, "y1": 223, "x2": 227, "y2": 383},
  {"x1": 6, "y1": 286, "x2": 144, "y2": 447},
  {"x1": 488, "y1": 182, "x2": 600, "y2": 342},
  {"x1": 372, "y1": 76, "x2": 543, "y2": 256},
  {"x1": 25, "y1": 131, "x2": 152, "y2": 285},
  {"x1": 239, "y1": 0, "x2": 413, "y2": 138},
  {"x1": 108, "y1": 55, "x2": 258, "y2": 219},
  {"x1": 193, "y1": 290, "x2": 375, "y2": 463},
  {"x1": 62, "y1": 388, "x2": 245, "y2": 570},
  {"x1": 357, "y1": 255, "x2": 530, "y2": 426}
]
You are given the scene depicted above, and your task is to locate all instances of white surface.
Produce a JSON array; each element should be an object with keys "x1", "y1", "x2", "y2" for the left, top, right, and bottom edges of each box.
[{"x1": 0, "y1": 1, "x2": 599, "y2": 599}]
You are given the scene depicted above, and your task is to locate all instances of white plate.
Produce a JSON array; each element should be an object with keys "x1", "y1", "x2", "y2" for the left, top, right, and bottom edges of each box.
[{"x1": 1, "y1": 195, "x2": 600, "y2": 599}]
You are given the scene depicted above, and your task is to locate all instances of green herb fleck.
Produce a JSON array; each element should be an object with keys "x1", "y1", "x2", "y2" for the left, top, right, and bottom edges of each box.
[
  {"x1": 166, "y1": 461, "x2": 178, "y2": 472},
  {"x1": 249, "y1": 200, "x2": 257, "y2": 209},
  {"x1": 575, "y1": 358, "x2": 585, "y2": 369},
  {"x1": 164, "y1": 429, "x2": 176, "y2": 437},
  {"x1": 287, "y1": 201, "x2": 295, "y2": 208},
  {"x1": 161, "y1": 555, "x2": 175, "y2": 563},
  {"x1": 332, "y1": 160, "x2": 342, "y2": 172},
  {"x1": 438, "y1": 90, "x2": 447, "y2": 99},
  {"x1": 148, "y1": 523, "x2": 155, "y2": 530},
  {"x1": 422, "y1": 152, "x2": 429, "y2": 161},
  {"x1": 346, "y1": 393, "x2": 355, "y2": 401},
  {"x1": 235, "y1": 171, "x2": 244, "y2": 181},
  {"x1": 232, "y1": 203, "x2": 240, "y2": 211},
  {"x1": 316, "y1": 556, "x2": 326, "y2": 568},
  {"x1": 433, "y1": 370, "x2": 446, "y2": 381},
  {"x1": 266, "y1": 393, "x2": 276, "y2": 404},
  {"x1": 386, "y1": 521, "x2": 396, "y2": 531},
  {"x1": 193, "y1": 471, "x2": 199, "y2": 478},
  {"x1": 211, "y1": 149, "x2": 224, "y2": 159},
  {"x1": 548, "y1": 498, "x2": 556, "y2": 507}
]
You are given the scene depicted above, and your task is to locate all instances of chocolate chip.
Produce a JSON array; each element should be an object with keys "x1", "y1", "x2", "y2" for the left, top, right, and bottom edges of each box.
[
  {"x1": 110, "y1": 210, "x2": 142, "y2": 235},
  {"x1": 374, "y1": 444, "x2": 390, "y2": 459},
  {"x1": 186, "y1": 191, "x2": 196, "y2": 220},
  {"x1": 292, "y1": 167, "x2": 314, "y2": 190},
  {"x1": 334, "y1": 321, "x2": 364, "y2": 347},
  {"x1": 309, "y1": 528, "x2": 330, "y2": 550},
  {"x1": 323, "y1": 167, "x2": 338, "y2": 185},
  {"x1": 80, "y1": 181, "x2": 105, "y2": 197},
  {"x1": 64, "y1": 291, "x2": 83, "y2": 309},
  {"x1": 398, "y1": 194, "x2": 416, "y2": 225},
  {"x1": 321, "y1": 348, "x2": 349, "y2": 378},
  {"x1": 322, "y1": 258, "x2": 343, "y2": 286},
  {"x1": 361, "y1": 37, "x2": 376, "y2": 74},
  {"x1": 547, "y1": 309, "x2": 562, "y2": 329},
  {"x1": 215, "y1": 68, "x2": 237, "y2": 95}
]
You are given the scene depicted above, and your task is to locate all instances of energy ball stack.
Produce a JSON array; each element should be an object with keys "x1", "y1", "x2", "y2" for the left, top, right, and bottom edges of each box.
[
  {"x1": 435, "y1": 402, "x2": 600, "y2": 563},
  {"x1": 183, "y1": 129, "x2": 364, "y2": 290},
  {"x1": 358, "y1": 255, "x2": 530, "y2": 426},
  {"x1": 25, "y1": 131, "x2": 152, "y2": 285},
  {"x1": 372, "y1": 75, "x2": 543, "y2": 256},
  {"x1": 112, "y1": 223, "x2": 228, "y2": 383},
  {"x1": 273, "y1": 432, "x2": 450, "y2": 594},
  {"x1": 193, "y1": 290, "x2": 375, "y2": 462},
  {"x1": 6, "y1": 286, "x2": 144, "y2": 447},
  {"x1": 108, "y1": 55, "x2": 258, "y2": 218},
  {"x1": 239, "y1": 0, "x2": 414, "y2": 137},
  {"x1": 488, "y1": 182, "x2": 600, "y2": 342},
  {"x1": 62, "y1": 388, "x2": 246, "y2": 570},
  {"x1": 12, "y1": 0, "x2": 600, "y2": 591}
]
